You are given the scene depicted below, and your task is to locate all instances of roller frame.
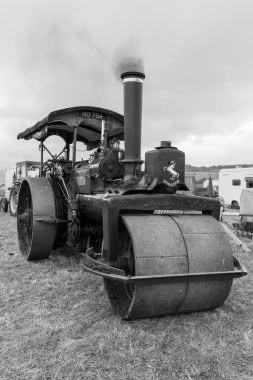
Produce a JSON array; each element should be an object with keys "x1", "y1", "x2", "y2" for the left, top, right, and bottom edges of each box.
[{"x1": 83, "y1": 249, "x2": 247, "y2": 283}]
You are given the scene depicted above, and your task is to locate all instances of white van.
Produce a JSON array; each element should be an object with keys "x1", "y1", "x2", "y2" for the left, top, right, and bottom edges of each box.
[{"x1": 219, "y1": 167, "x2": 253, "y2": 209}]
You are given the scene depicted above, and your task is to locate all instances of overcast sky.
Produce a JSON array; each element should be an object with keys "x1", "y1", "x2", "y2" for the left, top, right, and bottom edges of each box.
[{"x1": 1, "y1": 0, "x2": 253, "y2": 170}]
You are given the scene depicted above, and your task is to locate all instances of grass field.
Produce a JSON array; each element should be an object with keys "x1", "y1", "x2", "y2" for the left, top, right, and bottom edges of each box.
[{"x1": 0, "y1": 212, "x2": 252, "y2": 380}]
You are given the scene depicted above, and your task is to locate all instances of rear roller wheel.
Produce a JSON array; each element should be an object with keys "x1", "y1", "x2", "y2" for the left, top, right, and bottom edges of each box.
[
  {"x1": 1, "y1": 198, "x2": 8, "y2": 212},
  {"x1": 17, "y1": 178, "x2": 57, "y2": 260},
  {"x1": 9, "y1": 186, "x2": 19, "y2": 216},
  {"x1": 104, "y1": 214, "x2": 234, "y2": 319}
]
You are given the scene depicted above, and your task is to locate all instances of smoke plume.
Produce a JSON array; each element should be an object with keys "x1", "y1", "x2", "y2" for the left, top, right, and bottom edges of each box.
[{"x1": 112, "y1": 37, "x2": 145, "y2": 80}]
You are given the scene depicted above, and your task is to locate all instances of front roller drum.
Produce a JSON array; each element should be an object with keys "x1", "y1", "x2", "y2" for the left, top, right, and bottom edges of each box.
[
  {"x1": 17, "y1": 178, "x2": 57, "y2": 260},
  {"x1": 101, "y1": 214, "x2": 246, "y2": 319}
]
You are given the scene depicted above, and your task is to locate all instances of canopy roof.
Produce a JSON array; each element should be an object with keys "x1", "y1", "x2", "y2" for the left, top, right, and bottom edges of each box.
[{"x1": 17, "y1": 106, "x2": 124, "y2": 150}]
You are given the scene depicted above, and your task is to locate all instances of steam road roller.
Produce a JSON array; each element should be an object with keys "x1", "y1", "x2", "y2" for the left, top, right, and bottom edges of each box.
[{"x1": 17, "y1": 71, "x2": 247, "y2": 319}]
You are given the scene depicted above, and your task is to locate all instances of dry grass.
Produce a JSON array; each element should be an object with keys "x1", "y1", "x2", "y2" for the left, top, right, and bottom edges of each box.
[{"x1": 0, "y1": 212, "x2": 252, "y2": 380}]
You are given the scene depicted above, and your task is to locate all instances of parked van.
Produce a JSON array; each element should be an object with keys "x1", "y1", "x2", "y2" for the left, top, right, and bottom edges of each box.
[{"x1": 219, "y1": 167, "x2": 253, "y2": 209}]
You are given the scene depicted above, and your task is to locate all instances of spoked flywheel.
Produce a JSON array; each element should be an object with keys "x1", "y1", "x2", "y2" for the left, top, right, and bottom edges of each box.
[
  {"x1": 103, "y1": 214, "x2": 236, "y2": 319},
  {"x1": 17, "y1": 178, "x2": 57, "y2": 260}
]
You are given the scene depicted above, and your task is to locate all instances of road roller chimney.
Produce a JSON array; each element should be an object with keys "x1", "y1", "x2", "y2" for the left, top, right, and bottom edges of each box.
[{"x1": 121, "y1": 71, "x2": 145, "y2": 184}]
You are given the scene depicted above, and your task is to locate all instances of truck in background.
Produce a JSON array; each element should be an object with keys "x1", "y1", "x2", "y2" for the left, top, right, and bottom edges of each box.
[
  {"x1": 0, "y1": 161, "x2": 40, "y2": 215},
  {"x1": 219, "y1": 167, "x2": 253, "y2": 209}
]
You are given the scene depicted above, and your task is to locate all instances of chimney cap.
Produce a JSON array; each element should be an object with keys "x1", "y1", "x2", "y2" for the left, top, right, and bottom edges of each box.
[{"x1": 121, "y1": 71, "x2": 145, "y2": 80}]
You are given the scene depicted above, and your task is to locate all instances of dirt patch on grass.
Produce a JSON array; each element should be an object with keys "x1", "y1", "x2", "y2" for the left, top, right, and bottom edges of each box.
[{"x1": 0, "y1": 212, "x2": 252, "y2": 379}]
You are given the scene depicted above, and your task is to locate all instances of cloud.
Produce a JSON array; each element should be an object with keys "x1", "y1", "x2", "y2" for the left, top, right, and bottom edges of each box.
[
  {"x1": 179, "y1": 120, "x2": 253, "y2": 166},
  {"x1": 0, "y1": 1, "x2": 118, "y2": 169},
  {"x1": 1, "y1": 0, "x2": 253, "y2": 169},
  {"x1": 140, "y1": 0, "x2": 253, "y2": 144}
]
